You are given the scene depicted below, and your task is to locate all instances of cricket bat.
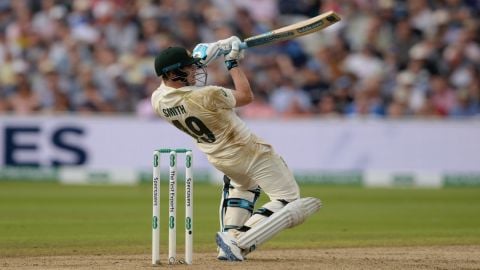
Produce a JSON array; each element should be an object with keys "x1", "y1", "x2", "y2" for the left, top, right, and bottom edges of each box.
[
  {"x1": 192, "y1": 11, "x2": 340, "y2": 65},
  {"x1": 239, "y1": 11, "x2": 341, "y2": 49}
]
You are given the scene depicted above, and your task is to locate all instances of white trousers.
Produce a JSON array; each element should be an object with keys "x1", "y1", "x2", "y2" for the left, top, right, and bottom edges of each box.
[{"x1": 208, "y1": 141, "x2": 300, "y2": 201}]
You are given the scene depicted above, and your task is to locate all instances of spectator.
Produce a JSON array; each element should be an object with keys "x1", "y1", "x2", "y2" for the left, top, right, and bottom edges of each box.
[
  {"x1": 429, "y1": 75, "x2": 457, "y2": 116},
  {"x1": 416, "y1": 93, "x2": 443, "y2": 118},
  {"x1": 386, "y1": 99, "x2": 409, "y2": 119},
  {"x1": 392, "y1": 18, "x2": 423, "y2": 69},
  {"x1": 342, "y1": 44, "x2": 385, "y2": 82},
  {"x1": 331, "y1": 75, "x2": 355, "y2": 114},
  {"x1": 239, "y1": 91, "x2": 276, "y2": 119},
  {"x1": 450, "y1": 89, "x2": 480, "y2": 117},
  {"x1": 112, "y1": 79, "x2": 136, "y2": 113},
  {"x1": 270, "y1": 77, "x2": 312, "y2": 117},
  {"x1": 0, "y1": 0, "x2": 477, "y2": 120},
  {"x1": 316, "y1": 92, "x2": 341, "y2": 117},
  {"x1": 77, "y1": 82, "x2": 112, "y2": 114},
  {"x1": 7, "y1": 73, "x2": 39, "y2": 115},
  {"x1": 345, "y1": 77, "x2": 385, "y2": 117},
  {"x1": 300, "y1": 64, "x2": 330, "y2": 106},
  {"x1": 393, "y1": 72, "x2": 425, "y2": 115},
  {"x1": 104, "y1": 9, "x2": 139, "y2": 54}
]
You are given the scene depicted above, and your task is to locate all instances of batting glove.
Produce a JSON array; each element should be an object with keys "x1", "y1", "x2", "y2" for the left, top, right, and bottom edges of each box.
[
  {"x1": 192, "y1": 42, "x2": 223, "y2": 66},
  {"x1": 224, "y1": 39, "x2": 244, "y2": 70}
]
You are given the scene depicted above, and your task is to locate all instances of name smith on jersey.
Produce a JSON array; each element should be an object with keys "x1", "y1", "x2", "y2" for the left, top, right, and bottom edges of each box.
[{"x1": 163, "y1": 105, "x2": 186, "y2": 117}]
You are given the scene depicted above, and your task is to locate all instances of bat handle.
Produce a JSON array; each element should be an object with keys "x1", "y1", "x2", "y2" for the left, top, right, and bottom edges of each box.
[
  {"x1": 218, "y1": 42, "x2": 248, "y2": 56},
  {"x1": 239, "y1": 42, "x2": 248, "y2": 50}
]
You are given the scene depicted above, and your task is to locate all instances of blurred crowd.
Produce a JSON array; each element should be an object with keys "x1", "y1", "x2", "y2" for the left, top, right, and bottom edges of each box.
[{"x1": 0, "y1": 0, "x2": 479, "y2": 119}]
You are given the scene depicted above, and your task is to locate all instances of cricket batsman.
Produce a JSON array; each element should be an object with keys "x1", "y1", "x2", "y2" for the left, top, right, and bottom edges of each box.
[{"x1": 151, "y1": 36, "x2": 321, "y2": 261}]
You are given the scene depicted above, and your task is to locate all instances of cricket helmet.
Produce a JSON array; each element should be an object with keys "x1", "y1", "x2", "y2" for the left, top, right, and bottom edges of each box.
[{"x1": 154, "y1": 47, "x2": 201, "y2": 76}]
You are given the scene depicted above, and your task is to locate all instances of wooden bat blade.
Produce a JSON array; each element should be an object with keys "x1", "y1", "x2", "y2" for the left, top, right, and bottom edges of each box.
[{"x1": 240, "y1": 11, "x2": 341, "y2": 49}]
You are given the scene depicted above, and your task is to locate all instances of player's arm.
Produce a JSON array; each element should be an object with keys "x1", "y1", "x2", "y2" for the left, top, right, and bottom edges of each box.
[
  {"x1": 228, "y1": 65, "x2": 253, "y2": 107},
  {"x1": 224, "y1": 38, "x2": 253, "y2": 107},
  {"x1": 193, "y1": 36, "x2": 253, "y2": 107}
]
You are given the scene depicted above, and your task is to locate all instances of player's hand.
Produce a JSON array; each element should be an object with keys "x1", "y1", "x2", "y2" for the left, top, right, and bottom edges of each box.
[
  {"x1": 224, "y1": 38, "x2": 244, "y2": 70},
  {"x1": 224, "y1": 39, "x2": 244, "y2": 61},
  {"x1": 217, "y1": 36, "x2": 240, "y2": 51},
  {"x1": 192, "y1": 42, "x2": 224, "y2": 66},
  {"x1": 192, "y1": 36, "x2": 242, "y2": 66}
]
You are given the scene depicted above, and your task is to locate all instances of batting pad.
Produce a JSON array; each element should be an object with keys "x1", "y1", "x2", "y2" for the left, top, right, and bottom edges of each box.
[{"x1": 236, "y1": 197, "x2": 322, "y2": 250}]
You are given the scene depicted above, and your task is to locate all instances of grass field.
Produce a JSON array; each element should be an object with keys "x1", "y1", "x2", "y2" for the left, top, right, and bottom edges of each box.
[{"x1": 1, "y1": 182, "x2": 480, "y2": 258}]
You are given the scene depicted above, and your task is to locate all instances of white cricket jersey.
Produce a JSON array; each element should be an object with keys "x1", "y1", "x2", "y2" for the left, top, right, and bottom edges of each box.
[
  {"x1": 151, "y1": 83, "x2": 256, "y2": 158},
  {"x1": 152, "y1": 83, "x2": 300, "y2": 200}
]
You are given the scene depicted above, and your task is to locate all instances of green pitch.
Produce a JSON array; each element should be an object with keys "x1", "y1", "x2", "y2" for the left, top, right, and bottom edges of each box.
[{"x1": 1, "y1": 182, "x2": 479, "y2": 257}]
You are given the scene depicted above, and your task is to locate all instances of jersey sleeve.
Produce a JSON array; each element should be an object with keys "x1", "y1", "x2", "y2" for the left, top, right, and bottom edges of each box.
[
  {"x1": 203, "y1": 86, "x2": 236, "y2": 110},
  {"x1": 151, "y1": 90, "x2": 162, "y2": 115}
]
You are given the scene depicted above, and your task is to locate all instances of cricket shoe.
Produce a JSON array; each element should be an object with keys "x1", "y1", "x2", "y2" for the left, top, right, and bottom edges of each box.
[
  {"x1": 215, "y1": 232, "x2": 244, "y2": 261},
  {"x1": 217, "y1": 247, "x2": 228, "y2": 260},
  {"x1": 218, "y1": 243, "x2": 251, "y2": 260}
]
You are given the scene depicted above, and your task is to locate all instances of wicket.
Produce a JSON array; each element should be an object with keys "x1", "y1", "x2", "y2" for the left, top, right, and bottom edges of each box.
[{"x1": 152, "y1": 148, "x2": 193, "y2": 265}]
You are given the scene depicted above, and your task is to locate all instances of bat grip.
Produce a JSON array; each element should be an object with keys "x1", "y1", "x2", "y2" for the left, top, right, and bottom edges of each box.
[
  {"x1": 218, "y1": 42, "x2": 248, "y2": 56},
  {"x1": 239, "y1": 42, "x2": 248, "y2": 49}
]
